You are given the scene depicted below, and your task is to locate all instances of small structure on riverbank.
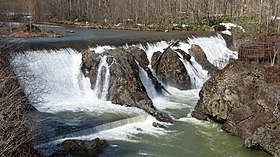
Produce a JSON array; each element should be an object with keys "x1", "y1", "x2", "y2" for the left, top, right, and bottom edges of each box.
[{"x1": 238, "y1": 34, "x2": 279, "y2": 64}]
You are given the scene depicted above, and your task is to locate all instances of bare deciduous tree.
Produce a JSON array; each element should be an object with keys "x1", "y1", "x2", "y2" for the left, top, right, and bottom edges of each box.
[{"x1": 0, "y1": 38, "x2": 38, "y2": 157}]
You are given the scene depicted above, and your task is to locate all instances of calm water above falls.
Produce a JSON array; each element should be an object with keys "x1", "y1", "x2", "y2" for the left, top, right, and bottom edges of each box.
[{"x1": 11, "y1": 35, "x2": 269, "y2": 157}]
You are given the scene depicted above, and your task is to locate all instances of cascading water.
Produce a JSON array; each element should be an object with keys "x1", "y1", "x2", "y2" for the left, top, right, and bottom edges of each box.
[
  {"x1": 89, "y1": 45, "x2": 116, "y2": 53},
  {"x1": 12, "y1": 49, "x2": 140, "y2": 115},
  {"x1": 94, "y1": 55, "x2": 111, "y2": 100},
  {"x1": 188, "y1": 34, "x2": 238, "y2": 69},
  {"x1": 11, "y1": 48, "x2": 162, "y2": 145},
  {"x1": 11, "y1": 34, "x2": 269, "y2": 157},
  {"x1": 135, "y1": 41, "x2": 169, "y2": 65},
  {"x1": 176, "y1": 51, "x2": 209, "y2": 89},
  {"x1": 138, "y1": 66, "x2": 158, "y2": 99},
  {"x1": 11, "y1": 48, "x2": 92, "y2": 112}
]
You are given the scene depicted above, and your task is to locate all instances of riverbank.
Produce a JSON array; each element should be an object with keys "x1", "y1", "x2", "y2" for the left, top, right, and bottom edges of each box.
[
  {"x1": 0, "y1": 50, "x2": 38, "y2": 157},
  {"x1": 0, "y1": 23, "x2": 64, "y2": 38},
  {"x1": 192, "y1": 61, "x2": 280, "y2": 156}
]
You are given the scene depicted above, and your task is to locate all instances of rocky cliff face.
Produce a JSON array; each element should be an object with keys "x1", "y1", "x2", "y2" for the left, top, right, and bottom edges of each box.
[
  {"x1": 82, "y1": 47, "x2": 172, "y2": 122},
  {"x1": 192, "y1": 61, "x2": 280, "y2": 156}
]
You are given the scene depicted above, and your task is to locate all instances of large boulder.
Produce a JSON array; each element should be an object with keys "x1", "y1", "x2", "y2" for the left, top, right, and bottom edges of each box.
[
  {"x1": 188, "y1": 44, "x2": 218, "y2": 76},
  {"x1": 51, "y1": 138, "x2": 109, "y2": 157},
  {"x1": 192, "y1": 62, "x2": 280, "y2": 156},
  {"x1": 82, "y1": 51, "x2": 100, "y2": 88},
  {"x1": 151, "y1": 51, "x2": 161, "y2": 67},
  {"x1": 82, "y1": 47, "x2": 172, "y2": 122},
  {"x1": 105, "y1": 48, "x2": 152, "y2": 109},
  {"x1": 152, "y1": 48, "x2": 192, "y2": 90}
]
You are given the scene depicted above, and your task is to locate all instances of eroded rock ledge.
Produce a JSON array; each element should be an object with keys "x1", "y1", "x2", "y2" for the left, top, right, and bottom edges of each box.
[
  {"x1": 192, "y1": 61, "x2": 280, "y2": 156},
  {"x1": 82, "y1": 47, "x2": 172, "y2": 123}
]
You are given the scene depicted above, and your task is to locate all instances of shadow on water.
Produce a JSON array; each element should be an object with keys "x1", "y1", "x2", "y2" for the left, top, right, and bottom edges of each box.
[{"x1": 27, "y1": 111, "x2": 144, "y2": 145}]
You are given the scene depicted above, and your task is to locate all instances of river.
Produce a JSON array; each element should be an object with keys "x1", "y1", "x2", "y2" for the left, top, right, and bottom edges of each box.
[{"x1": 9, "y1": 26, "x2": 269, "y2": 157}]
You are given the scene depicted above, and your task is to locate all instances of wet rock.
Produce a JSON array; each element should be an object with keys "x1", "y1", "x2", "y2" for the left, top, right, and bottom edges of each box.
[
  {"x1": 152, "y1": 122, "x2": 167, "y2": 128},
  {"x1": 81, "y1": 47, "x2": 173, "y2": 122},
  {"x1": 105, "y1": 48, "x2": 153, "y2": 109},
  {"x1": 151, "y1": 51, "x2": 161, "y2": 67},
  {"x1": 144, "y1": 67, "x2": 171, "y2": 95},
  {"x1": 61, "y1": 140, "x2": 88, "y2": 157},
  {"x1": 52, "y1": 138, "x2": 108, "y2": 157},
  {"x1": 192, "y1": 61, "x2": 280, "y2": 156},
  {"x1": 147, "y1": 108, "x2": 173, "y2": 123},
  {"x1": 81, "y1": 50, "x2": 101, "y2": 89},
  {"x1": 188, "y1": 44, "x2": 218, "y2": 76},
  {"x1": 128, "y1": 47, "x2": 149, "y2": 68},
  {"x1": 175, "y1": 49, "x2": 191, "y2": 62},
  {"x1": 0, "y1": 112, "x2": 4, "y2": 119},
  {"x1": 152, "y1": 48, "x2": 192, "y2": 90}
]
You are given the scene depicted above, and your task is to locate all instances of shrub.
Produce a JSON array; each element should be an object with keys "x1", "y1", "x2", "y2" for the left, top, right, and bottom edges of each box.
[{"x1": 0, "y1": 45, "x2": 38, "y2": 157}]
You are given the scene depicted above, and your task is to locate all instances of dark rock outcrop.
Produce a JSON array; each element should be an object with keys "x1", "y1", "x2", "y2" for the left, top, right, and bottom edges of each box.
[
  {"x1": 192, "y1": 62, "x2": 280, "y2": 156},
  {"x1": 152, "y1": 48, "x2": 192, "y2": 90},
  {"x1": 105, "y1": 48, "x2": 152, "y2": 109},
  {"x1": 51, "y1": 138, "x2": 109, "y2": 157},
  {"x1": 175, "y1": 49, "x2": 191, "y2": 62},
  {"x1": 82, "y1": 47, "x2": 172, "y2": 123},
  {"x1": 151, "y1": 51, "x2": 161, "y2": 67},
  {"x1": 81, "y1": 51, "x2": 100, "y2": 87},
  {"x1": 188, "y1": 44, "x2": 218, "y2": 76}
]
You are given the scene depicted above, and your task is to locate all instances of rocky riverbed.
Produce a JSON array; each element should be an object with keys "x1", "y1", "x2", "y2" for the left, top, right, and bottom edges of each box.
[{"x1": 192, "y1": 61, "x2": 280, "y2": 156}]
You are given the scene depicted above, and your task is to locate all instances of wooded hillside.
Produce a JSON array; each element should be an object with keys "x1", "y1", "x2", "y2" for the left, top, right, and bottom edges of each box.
[{"x1": 1, "y1": 0, "x2": 280, "y2": 32}]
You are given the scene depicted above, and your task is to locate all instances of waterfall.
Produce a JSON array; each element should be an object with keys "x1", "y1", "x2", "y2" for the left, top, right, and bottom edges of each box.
[
  {"x1": 94, "y1": 55, "x2": 110, "y2": 100},
  {"x1": 176, "y1": 51, "x2": 209, "y2": 89},
  {"x1": 135, "y1": 41, "x2": 169, "y2": 66},
  {"x1": 188, "y1": 34, "x2": 238, "y2": 69},
  {"x1": 10, "y1": 34, "x2": 239, "y2": 150},
  {"x1": 138, "y1": 66, "x2": 158, "y2": 99},
  {"x1": 133, "y1": 40, "x2": 212, "y2": 89},
  {"x1": 133, "y1": 35, "x2": 237, "y2": 88},
  {"x1": 11, "y1": 49, "x2": 89, "y2": 109},
  {"x1": 11, "y1": 49, "x2": 143, "y2": 116},
  {"x1": 180, "y1": 58, "x2": 209, "y2": 89}
]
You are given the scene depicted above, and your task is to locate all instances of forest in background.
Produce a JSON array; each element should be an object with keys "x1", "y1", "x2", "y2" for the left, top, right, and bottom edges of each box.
[{"x1": 0, "y1": 0, "x2": 280, "y2": 33}]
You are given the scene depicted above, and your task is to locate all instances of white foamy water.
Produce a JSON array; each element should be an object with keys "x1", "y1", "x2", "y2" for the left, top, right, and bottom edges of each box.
[
  {"x1": 74, "y1": 115, "x2": 171, "y2": 142},
  {"x1": 11, "y1": 49, "x2": 143, "y2": 116},
  {"x1": 135, "y1": 41, "x2": 169, "y2": 65},
  {"x1": 94, "y1": 55, "x2": 110, "y2": 100},
  {"x1": 152, "y1": 87, "x2": 200, "y2": 111},
  {"x1": 220, "y1": 22, "x2": 245, "y2": 36},
  {"x1": 175, "y1": 50, "x2": 209, "y2": 89},
  {"x1": 188, "y1": 34, "x2": 238, "y2": 69},
  {"x1": 12, "y1": 48, "x2": 174, "y2": 147},
  {"x1": 10, "y1": 39, "x2": 267, "y2": 157},
  {"x1": 138, "y1": 66, "x2": 158, "y2": 99},
  {"x1": 89, "y1": 45, "x2": 116, "y2": 53},
  {"x1": 133, "y1": 34, "x2": 237, "y2": 70}
]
